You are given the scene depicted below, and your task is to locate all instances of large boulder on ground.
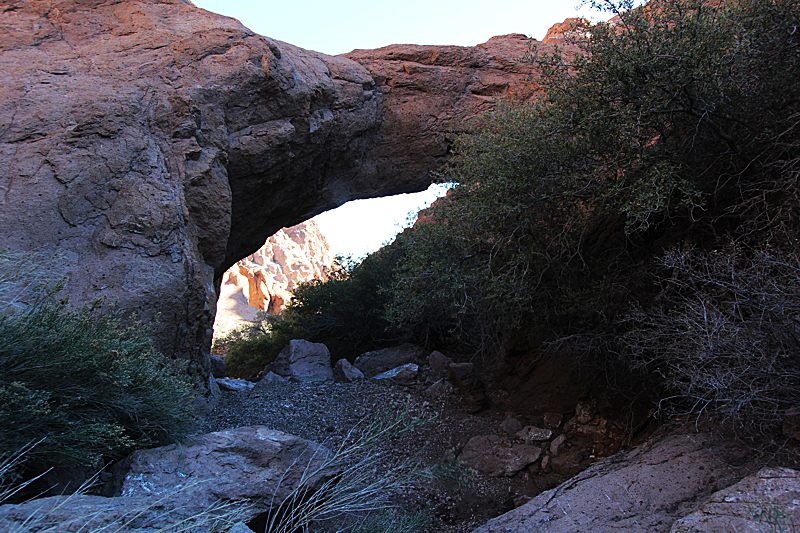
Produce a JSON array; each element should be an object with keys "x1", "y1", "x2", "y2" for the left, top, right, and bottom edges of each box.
[
  {"x1": 669, "y1": 467, "x2": 800, "y2": 533},
  {"x1": 470, "y1": 430, "x2": 753, "y2": 533},
  {"x1": 271, "y1": 340, "x2": 333, "y2": 382},
  {"x1": 0, "y1": 427, "x2": 332, "y2": 531},
  {"x1": 354, "y1": 344, "x2": 425, "y2": 378},
  {"x1": 121, "y1": 426, "x2": 332, "y2": 521}
]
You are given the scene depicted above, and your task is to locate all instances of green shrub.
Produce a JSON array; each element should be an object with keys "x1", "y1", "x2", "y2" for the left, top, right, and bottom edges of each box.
[
  {"x1": 383, "y1": 0, "x2": 800, "y2": 433},
  {"x1": 214, "y1": 313, "x2": 291, "y2": 378},
  {"x1": 218, "y1": 252, "x2": 406, "y2": 378},
  {"x1": 0, "y1": 291, "x2": 198, "y2": 475}
]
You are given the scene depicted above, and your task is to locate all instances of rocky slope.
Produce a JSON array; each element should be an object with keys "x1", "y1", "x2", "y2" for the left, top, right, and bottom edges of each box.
[
  {"x1": 214, "y1": 219, "x2": 334, "y2": 336},
  {"x1": 0, "y1": 0, "x2": 573, "y2": 379}
]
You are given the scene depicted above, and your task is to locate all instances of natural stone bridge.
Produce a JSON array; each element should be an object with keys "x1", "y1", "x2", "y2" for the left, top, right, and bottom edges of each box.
[{"x1": 0, "y1": 0, "x2": 558, "y2": 380}]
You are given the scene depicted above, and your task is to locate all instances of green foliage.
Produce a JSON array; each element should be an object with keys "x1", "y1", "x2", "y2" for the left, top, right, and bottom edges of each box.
[
  {"x1": 218, "y1": 252, "x2": 404, "y2": 377},
  {"x1": 214, "y1": 312, "x2": 291, "y2": 378},
  {"x1": 283, "y1": 249, "x2": 401, "y2": 359},
  {"x1": 385, "y1": 0, "x2": 800, "y2": 433},
  {"x1": 0, "y1": 290, "x2": 198, "y2": 473}
]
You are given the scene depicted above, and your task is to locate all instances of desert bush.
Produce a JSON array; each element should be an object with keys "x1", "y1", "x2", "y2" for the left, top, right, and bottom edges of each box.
[
  {"x1": 620, "y1": 245, "x2": 800, "y2": 435},
  {"x1": 219, "y1": 251, "x2": 405, "y2": 377},
  {"x1": 214, "y1": 312, "x2": 292, "y2": 378},
  {"x1": 0, "y1": 287, "x2": 198, "y2": 475}
]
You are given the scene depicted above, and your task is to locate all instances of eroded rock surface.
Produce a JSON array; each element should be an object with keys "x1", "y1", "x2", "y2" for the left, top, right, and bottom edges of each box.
[
  {"x1": 214, "y1": 219, "x2": 334, "y2": 335},
  {"x1": 0, "y1": 0, "x2": 554, "y2": 377},
  {"x1": 470, "y1": 431, "x2": 753, "y2": 533},
  {"x1": 0, "y1": 426, "x2": 332, "y2": 531}
]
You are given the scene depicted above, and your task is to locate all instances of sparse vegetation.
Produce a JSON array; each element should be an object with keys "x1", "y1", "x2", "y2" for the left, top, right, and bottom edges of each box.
[
  {"x1": 252, "y1": 404, "x2": 431, "y2": 533},
  {"x1": 0, "y1": 252, "x2": 199, "y2": 480}
]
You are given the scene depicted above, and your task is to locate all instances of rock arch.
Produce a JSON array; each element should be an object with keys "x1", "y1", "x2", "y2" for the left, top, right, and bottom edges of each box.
[{"x1": 0, "y1": 0, "x2": 552, "y2": 380}]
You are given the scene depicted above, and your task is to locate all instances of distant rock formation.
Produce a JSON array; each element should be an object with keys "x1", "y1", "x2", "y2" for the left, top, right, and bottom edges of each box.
[
  {"x1": 214, "y1": 220, "x2": 334, "y2": 336},
  {"x1": 0, "y1": 0, "x2": 576, "y2": 381}
]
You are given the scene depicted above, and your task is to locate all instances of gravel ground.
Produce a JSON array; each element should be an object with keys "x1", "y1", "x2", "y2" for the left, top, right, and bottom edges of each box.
[{"x1": 202, "y1": 378, "x2": 525, "y2": 533}]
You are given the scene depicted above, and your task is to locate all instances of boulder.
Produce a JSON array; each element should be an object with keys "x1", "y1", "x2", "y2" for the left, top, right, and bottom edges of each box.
[
  {"x1": 458, "y1": 434, "x2": 542, "y2": 477},
  {"x1": 427, "y1": 350, "x2": 453, "y2": 377},
  {"x1": 669, "y1": 467, "x2": 800, "y2": 533},
  {"x1": 252, "y1": 371, "x2": 289, "y2": 390},
  {"x1": 271, "y1": 340, "x2": 333, "y2": 382},
  {"x1": 333, "y1": 358, "x2": 364, "y2": 383},
  {"x1": 373, "y1": 363, "x2": 419, "y2": 381},
  {"x1": 469, "y1": 431, "x2": 751, "y2": 533},
  {"x1": 210, "y1": 355, "x2": 226, "y2": 378},
  {"x1": 0, "y1": 427, "x2": 333, "y2": 531},
  {"x1": 354, "y1": 344, "x2": 425, "y2": 378},
  {"x1": 121, "y1": 427, "x2": 332, "y2": 521}
]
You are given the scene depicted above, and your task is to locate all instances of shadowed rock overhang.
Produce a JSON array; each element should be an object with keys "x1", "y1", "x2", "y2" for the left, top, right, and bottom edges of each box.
[{"x1": 0, "y1": 0, "x2": 570, "y2": 379}]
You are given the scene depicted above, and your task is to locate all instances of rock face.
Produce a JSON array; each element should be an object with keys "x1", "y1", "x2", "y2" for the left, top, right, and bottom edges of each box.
[
  {"x1": 0, "y1": 426, "x2": 333, "y2": 531},
  {"x1": 669, "y1": 467, "x2": 800, "y2": 533},
  {"x1": 214, "y1": 219, "x2": 334, "y2": 336},
  {"x1": 470, "y1": 431, "x2": 752, "y2": 533},
  {"x1": 0, "y1": 0, "x2": 567, "y2": 379}
]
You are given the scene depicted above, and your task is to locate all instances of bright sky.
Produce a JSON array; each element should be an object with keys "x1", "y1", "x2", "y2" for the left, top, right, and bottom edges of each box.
[{"x1": 192, "y1": 0, "x2": 607, "y2": 258}]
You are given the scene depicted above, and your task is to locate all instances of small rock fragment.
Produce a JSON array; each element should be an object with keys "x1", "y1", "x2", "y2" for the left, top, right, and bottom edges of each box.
[
  {"x1": 516, "y1": 426, "x2": 553, "y2": 443},
  {"x1": 542, "y1": 412, "x2": 563, "y2": 429},
  {"x1": 501, "y1": 416, "x2": 524, "y2": 436},
  {"x1": 550, "y1": 433, "x2": 567, "y2": 456}
]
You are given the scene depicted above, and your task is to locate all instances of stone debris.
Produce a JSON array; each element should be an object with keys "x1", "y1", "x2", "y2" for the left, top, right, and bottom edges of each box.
[
  {"x1": 333, "y1": 358, "x2": 364, "y2": 382},
  {"x1": 373, "y1": 363, "x2": 419, "y2": 381},
  {"x1": 515, "y1": 426, "x2": 553, "y2": 443}
]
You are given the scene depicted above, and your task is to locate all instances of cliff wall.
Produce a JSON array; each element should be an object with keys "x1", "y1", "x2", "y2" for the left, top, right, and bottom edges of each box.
[{"x1": 0, "y1": 0, "x2": 570, "y2": 378}]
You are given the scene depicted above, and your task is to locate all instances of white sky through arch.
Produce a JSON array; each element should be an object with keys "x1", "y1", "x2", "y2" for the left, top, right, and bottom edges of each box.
[{"x1": 191, "y1": 0, "x2": 609, "y2": 258}]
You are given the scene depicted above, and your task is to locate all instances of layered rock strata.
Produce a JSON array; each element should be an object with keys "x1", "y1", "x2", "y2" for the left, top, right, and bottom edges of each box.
[
  {"x1": 214, "y1": 219, "x2": 333, "y2": 336},
  {"x1": 0, "y1": 0, "x2": 569, "y2": 378}
]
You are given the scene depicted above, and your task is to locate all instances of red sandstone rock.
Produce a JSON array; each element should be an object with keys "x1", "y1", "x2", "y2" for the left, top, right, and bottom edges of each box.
[
  {"x1": 214, "y1": 220, "x2": 333, "y2": 336},
  {"x1": 0, "y1": 0, "x2": 577, "y2": 380}
]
